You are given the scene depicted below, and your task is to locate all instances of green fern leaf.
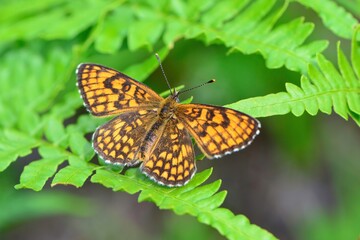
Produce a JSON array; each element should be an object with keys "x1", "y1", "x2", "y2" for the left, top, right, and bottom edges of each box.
[
  {"x1": 94, "y1": 7, "x2": 132, "y2": 53},
  {"x1": 15, "y1": 146, "x2": 68, "y2": 191},
  {"x1": 132, "y1": 0, "x2": 329, "y2": 73},
  {"x1": 226, "y1": 29, "x2": 360, "y2": 125},
  {"x1": 295, "y1": 0, "x2": 359, "y2": 40},
  {"x1": 128, "y1": 20, "x2": 165, "y2": 51},
  {"x1": 91, "y1": 168, "x2": 277, "y2": 240},
  {"x1": 68, "y1": 131, "x2": 94, "y2": 161},
  {"x1": 0, "y1": 0, "x2": 330, "y2": 74},
  {"x1": 0, "y1": 129, "x2": 39, "y2": 172},
  {"x1": 0, "y1": 47, "x2": 70, "y2": 127},
  {"x1": 0, "y1": 0, "x2": 111, "y2": 42},
  {"x1": 335, "y1": 0, "x2": 360, "y2": 17},
  {"x1": 125, "y1": 47, "x2": 169, "y2": 81},
  {"x1": 51, "y1": 164, "x2": 97, "y2": 188},
  {"x1": 352, "y1": 26, "x2": 360, "y2": 78},
  {"x1": 50, "y1": 91, "x2": 83, "y2": 120},
  {"x1": 0, "y1": 46, "x2": 72, "y2": 174},
  {"x1": 44, "y1": 116, "x2": 68, "y2": 147}
]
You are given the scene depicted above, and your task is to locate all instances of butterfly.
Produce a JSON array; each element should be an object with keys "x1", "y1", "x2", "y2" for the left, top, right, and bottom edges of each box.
[{"x1": 76, "y1": 60, "x2": 260, "y2": 187}]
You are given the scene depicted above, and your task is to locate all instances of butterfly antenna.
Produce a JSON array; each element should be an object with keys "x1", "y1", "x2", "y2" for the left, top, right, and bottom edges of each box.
[
  {"x1": 155, "y1": 53, "x2": 173, "y2": 95},
  {"x1": 177, "y1": 79, "x2": 216, "y2": 96}
]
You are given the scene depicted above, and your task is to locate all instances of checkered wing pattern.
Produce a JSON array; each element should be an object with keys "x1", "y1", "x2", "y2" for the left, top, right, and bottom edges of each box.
[
  {"x1": 176, "y1": 104, "x2": 260, "y2": 158},
  {"x1": 93, "y1": 109, "x2": 157, "y2": 166},
  {"x1": 140, "y1": 119, "x2": 196, "y2": 187},
  {"x1": 76, "y1": 63, "x2": 162, "y2": 116}
]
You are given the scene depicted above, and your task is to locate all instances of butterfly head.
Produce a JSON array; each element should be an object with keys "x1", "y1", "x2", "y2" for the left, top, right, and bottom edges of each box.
[{"x1": 172, "y1": 90, "x2": 180, "y2": 102}]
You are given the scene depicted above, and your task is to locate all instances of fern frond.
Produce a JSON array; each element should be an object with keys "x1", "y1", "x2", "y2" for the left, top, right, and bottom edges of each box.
[
  {"x1": 0, "y1": 0, "x2": 329, "y2": 74},
  {"x1": 15, "y1": 146, "x2": 68, "y2": 191},
  {"x1": 91, "y1": 168, "x2": 277, "y2": 240},
  {"x1": 0, "y1": 47, "x2": 72, "y2": 173},
  {"x1": 0, "y1": 0, "x2": 113, "y2": 43},
  {"x1": 98, "y1": 0, "x2": 328, "y2": 73},
  {"x1": 226, "y1": 28, "x2": 360, "y2": 125},
  {"x1": 0, "y1": 47, "x2": 71, "y2": 126},
  {"x1": 0, "y1": 129, "x2": 38, "y2": 172},
  {"x1": 334, "y1": 0, "x2": 360, "y2": 17},
  {"x1": 295, "y1": 0, "x2": 359, "y2": 40}
]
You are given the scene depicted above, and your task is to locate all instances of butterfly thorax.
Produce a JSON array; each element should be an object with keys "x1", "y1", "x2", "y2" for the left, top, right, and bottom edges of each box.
[{"x1": 158, "y1": 95, "x2": 179, "y2": 119}]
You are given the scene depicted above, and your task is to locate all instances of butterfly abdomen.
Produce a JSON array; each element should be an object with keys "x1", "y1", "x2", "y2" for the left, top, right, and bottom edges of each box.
[{"x1": 139, "y1": 118, "x2": 167, "y2": 159}]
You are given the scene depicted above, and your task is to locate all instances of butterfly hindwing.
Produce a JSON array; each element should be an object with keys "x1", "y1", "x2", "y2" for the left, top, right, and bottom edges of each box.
[
  {"x1": 76, "y1": 63, "x2": 162, "y2": 116},
  {"x1": 93, "y1": 109, "x2": 158, "y2": 166},
  {"x1": 140, "y1": 118, "x2": 196, "y2": 187},
  {"x1": 176, "y1": 104, "x2": 260, "y2": 158}
]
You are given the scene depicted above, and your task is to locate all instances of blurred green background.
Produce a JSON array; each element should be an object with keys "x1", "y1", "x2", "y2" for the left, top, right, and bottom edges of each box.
[{"x1": 1, "y1": 0, "x2": 359, "y2": 240}]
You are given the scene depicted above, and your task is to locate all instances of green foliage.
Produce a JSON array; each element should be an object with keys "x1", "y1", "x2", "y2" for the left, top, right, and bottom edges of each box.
[
  {"x1": 227, "y1": 29, "x2": 360, "y2": 125},
  {"x1": 294, "y1": 0, "x2": 360, "y2": 40},
  {"x1": 0, "y1": 130, "x2": 38, "y2": 172},
  {"x1": 334, "y1": 0, "x2": 360, "y2": 17},
  {"x1": 0, "y1": 0, "x2": 359, "y2": 239},
  {"x1": 0, "y1": 186, "x2": 91, "y2": 231},
  {"x1": 0, "y1": 0, "x2": 331, "y2": 73},
  {"x1": 91, "y1": 168, "x2": 276, "y2": 240}
]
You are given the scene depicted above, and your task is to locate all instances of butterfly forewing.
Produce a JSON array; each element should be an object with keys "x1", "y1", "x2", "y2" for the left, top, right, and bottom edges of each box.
[
  {"x1": 176, "y1": 104, "x2": 260, "y2": 158},
  {"x1": 140, "y1": 118, "x2": 196, "y2": 187},
  {"x1": 76, "y1": 63, "x2": 162, "y2": 116}
]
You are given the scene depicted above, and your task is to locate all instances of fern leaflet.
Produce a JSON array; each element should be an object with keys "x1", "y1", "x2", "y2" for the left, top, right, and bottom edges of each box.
[
  {"x1": 91, "y1": 168, "x2": 277, "y2": 240},
  {"x1": 294, "y1": 0, "x2": 359, "y2": 40},
  {"x1": 0, "y1": 0, "x2": 335, "y2": 74},
  {"x1": 226, "y1": 28, "x2": 360, "y2": 126}
]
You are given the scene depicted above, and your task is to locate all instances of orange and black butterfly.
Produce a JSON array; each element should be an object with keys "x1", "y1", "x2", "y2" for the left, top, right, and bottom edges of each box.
[{"x1": 76, "y1": 58, "x2": 260, "y2": 187}]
